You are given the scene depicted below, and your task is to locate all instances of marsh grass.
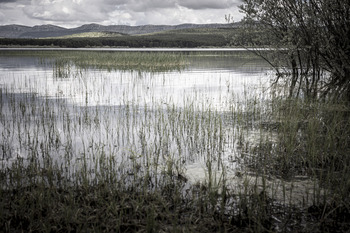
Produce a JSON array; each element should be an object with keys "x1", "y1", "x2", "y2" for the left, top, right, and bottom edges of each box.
[
  {"x1": 0, "y1": 50, "x2": 187, "y2": 75},
  {"x1": 1, "y1": 51, "x2": 350, "y2": 232},
  {"x1": 0, "y1": 91, "x2": 237, "y2": 232},
  {"x1": 235, "y1": 88, "x2": 350, "y2": 231}
]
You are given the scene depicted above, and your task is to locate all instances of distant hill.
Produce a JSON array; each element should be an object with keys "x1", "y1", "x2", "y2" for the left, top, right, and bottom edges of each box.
[{"x1": 0, "y1": 23, "x2": 240, "y2": 39}]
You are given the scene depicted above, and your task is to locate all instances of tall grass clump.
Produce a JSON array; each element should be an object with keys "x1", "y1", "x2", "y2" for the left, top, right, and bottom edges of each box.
[
  {"x1": 0, "y1": 86, "x2": 237, "y2": 232},
  {"x1": 0, "y1": 50, "x2": 187, "y2": 76},
  {"x1": 235, "y1": 82, "x2": 350, "y2": 231}
]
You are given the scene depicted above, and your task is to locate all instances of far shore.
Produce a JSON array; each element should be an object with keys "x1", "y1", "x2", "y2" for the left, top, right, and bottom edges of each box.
[{"x1": 0, "y1": 47, "x2": 276, "y2": 52}]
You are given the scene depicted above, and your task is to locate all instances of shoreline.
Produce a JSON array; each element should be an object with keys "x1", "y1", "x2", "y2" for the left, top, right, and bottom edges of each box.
[{"x1": 0, "y1": 47, "x2": 275, "y2": 52}]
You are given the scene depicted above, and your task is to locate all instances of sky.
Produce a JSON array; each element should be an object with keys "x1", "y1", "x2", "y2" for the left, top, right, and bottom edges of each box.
[{"x1": 0, "y1": 0, "x2": 244, "y2": 28}]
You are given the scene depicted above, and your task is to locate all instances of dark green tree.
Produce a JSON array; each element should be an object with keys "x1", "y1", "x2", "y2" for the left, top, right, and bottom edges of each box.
[{"x1": 239, "y1": 0, "x2": 350, "y2": 101}]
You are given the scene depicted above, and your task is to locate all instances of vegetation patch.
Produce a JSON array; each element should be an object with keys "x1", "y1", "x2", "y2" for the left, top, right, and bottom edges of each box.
[
  {"x1": 1, "y1": 51, "x2": 350, "y2": 232},
  {"x1": 0, "y1": 28, "x2": 237, "y2": 48}
]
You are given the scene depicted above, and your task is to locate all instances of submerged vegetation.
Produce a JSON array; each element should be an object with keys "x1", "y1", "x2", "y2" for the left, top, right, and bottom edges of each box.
[{"x1": 0, "y1": 50, "x2": 350, "y2": 232}]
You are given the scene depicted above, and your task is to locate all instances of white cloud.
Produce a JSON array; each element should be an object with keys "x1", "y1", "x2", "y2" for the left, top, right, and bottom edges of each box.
[
  {"x1": 0, "y1": 0, "x2": 244, "y2": 27},
  {"x1": 23, "y1": 0, "x2": 109, "y2": 23}
]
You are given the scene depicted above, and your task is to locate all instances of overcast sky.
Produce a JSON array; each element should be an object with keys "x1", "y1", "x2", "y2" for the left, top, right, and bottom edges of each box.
[{"x1": 0, "y1": 0, "x2": 243, "y2": 28}]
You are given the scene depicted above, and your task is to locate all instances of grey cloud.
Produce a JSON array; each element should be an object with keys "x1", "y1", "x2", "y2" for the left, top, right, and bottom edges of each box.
[
  {"x1": 0, "y1": 0, "x2": 243, "y2": 27},
  {"x1": 24, "y1": 0, "x2": 120, "y2": 22},
  {"x1": 177, "y1": 0, "x2": 238, "y2": 10},
  {"x1": 126, "y1": 0, "x2": 176, "y2": 12},
  {"x1": 125, "y1": 0, "x2": 238, "y2": 12}
]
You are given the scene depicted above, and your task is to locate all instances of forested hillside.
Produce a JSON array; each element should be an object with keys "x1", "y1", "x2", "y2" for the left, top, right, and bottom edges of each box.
[{"x1": 0, "y1": 28, "x2": 237, "y2": 48}]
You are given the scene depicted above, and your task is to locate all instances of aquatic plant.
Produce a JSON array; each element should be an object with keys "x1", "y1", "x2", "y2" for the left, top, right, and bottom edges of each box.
[{"x1": 0, "y1": 51, "x2": 349, "y2": 232}]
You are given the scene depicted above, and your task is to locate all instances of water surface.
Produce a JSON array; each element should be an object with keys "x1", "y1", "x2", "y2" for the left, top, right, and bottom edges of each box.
[
  {"x1": 0, "y1": 50, "x2": 280, "y2": 197},
  {"x1": 0, "y1": 49, "x2": 271, "y2": 109}
]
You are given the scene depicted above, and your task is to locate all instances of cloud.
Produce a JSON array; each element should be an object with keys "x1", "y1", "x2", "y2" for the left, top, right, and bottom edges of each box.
[
  {"x1": 177, "y1": 0, "x2": 239, "y2": 10},
  {"x1": 23, "y1": 0, "x2": 121, "y2": 23},
  {"x1": 0, "y1": 0, "x2": 18, "y2": 2},
  {"x1": 0, "y1": 0, "x2": 244, "y2": 27},
  {"x1": 126, "y1": 0, "x2": 176, "y2": 12}
]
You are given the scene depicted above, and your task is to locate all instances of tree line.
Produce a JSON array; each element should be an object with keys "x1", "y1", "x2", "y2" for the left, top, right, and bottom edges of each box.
[{"x1": 0, "y1": 32, "x2": 229, "y2": 48}]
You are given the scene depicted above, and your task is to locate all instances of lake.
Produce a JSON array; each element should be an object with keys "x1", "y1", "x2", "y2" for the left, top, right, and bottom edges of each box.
[
  {"x1": 1, "y1": 49, "x2": 321, "y2": 207},
  {"x1": 0, "y1": 48, "x2": 271, "y2": 108},
  {"x1": 5, "y1": 48, "x2": 346, "y2": 233},
  {"x1": 0, "y1": 49, "x2": 267, "y2": 172}
]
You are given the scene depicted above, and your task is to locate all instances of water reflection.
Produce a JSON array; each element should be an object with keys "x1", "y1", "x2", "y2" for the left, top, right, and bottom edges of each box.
[
  {"x1": 0, "y1": 51, "x2": 271, "y2": 110},
  {"x1": 0, "y1": 51, "x2": 277, "y2": 196},
  {"x1": 0, "y1": 50, "x2": 330, "y2": 211}
]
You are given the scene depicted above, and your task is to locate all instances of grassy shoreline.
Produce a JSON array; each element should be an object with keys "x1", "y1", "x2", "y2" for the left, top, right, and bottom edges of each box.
[{"x1": 1, "y1": 51, "x2": 349, "y2": 232}]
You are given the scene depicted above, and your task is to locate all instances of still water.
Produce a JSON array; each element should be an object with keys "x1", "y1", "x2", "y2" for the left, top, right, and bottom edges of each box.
[
  {"x1": 0, "y1": 49, "x2": 271, "y2": 176},
  {"x1": 0, "y1": 49, "x2": 322, "y2": 206},
  {"x1": 0, "y1": 49, "x2": 271, "y2": 109},
  {"x1": 6, "y1": 50, "x2": 323, "y2": 206}
]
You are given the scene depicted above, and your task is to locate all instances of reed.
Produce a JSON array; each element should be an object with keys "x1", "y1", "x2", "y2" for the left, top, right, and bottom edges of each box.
[{"x1": 0, "y1": 50, "x2": 349, "y2": 232}]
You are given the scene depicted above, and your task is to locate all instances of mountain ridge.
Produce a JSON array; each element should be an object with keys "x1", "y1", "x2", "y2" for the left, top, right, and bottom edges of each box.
[{"x1": 0, "y1": 22, "x2": 240, "y2": 38}]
